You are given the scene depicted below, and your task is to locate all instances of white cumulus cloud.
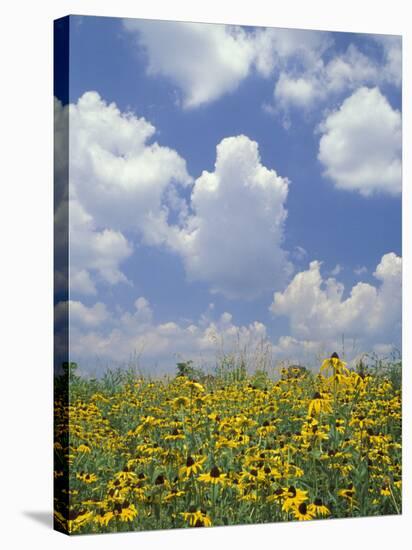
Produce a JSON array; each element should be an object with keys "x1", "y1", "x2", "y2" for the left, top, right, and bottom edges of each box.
[
  {"x1": 67, "y1": 297, "x2": 268, "y2": 373},
  {"x1": 253, "y1": 27, "x2": 331, "y2": 78},
  {"x1": 273, "y1": 40, "x2": 401, "y2": 115},
  {"x1": 55, "y1": 92, "x2": 192, "y2": 296},
  {"x1": 170, "y1": 135, "x2": 292, "y2": 298},
  {"x1": 123, "y1": 19, "x2": 255, "y2": 108},
  {"x1": 69, "y1": 91, "x2": 192, "y2": 239},
  {"x1": 124, "y1": 21, "x2": 332, "y2": 109},
  {"x1": 69, "y1": 198, "x2": 133, "y2": 294},
  {"x1": 318, "y1": 87, "x2": 401, "y2": 196},
  {"x1": 374, "y1": 35, "x2": 402, "y2": 87},
  {"x1": 56, "y1": 94, "x2": 297, "y2": 300},
  {"x1": 275, "y1": 73, "x2": 320, "y2": 109},
  {"x1": 55, "y1": 300, "x2": 108, "y2": 328},
  {"x1": 123, "y1": 20, "x2": 401, "y2": 117},
  {"x1": 270, "y1": 252, "x2": 401, "y2": 343}
]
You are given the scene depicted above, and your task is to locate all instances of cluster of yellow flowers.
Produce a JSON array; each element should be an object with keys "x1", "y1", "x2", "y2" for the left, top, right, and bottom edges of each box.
[{"x1": 54, "y1": 357, "x2": 401, "y2": 534}]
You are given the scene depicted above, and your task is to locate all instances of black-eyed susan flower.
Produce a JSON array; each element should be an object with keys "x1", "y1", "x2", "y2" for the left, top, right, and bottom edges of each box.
[
  {"x1": 320, "y1": 352, "x2": 349, "y2": 376},
  {"x1": 267, "y1": 487, "x2": 285, "y2": 503},
  {"x1": 292, "y1": 502, "x2": 315, "y2": 520},
  {"x1": 76, "y1": 471, "x2": 98, "y2": 483},
  {"x1": 114, "y1": 467, "x2": 137, "y2": 482},
  {"x1": 154, "y1": 473, "x2": 167, "y2": 486},
  {"x1": 66, "y1": 509, "x2": 94, "y2": 532},
  {"x1": 179, "y1": 454, "x2": 206, "y2": 478},
  {"x1": 239, "y1": 489, "x2": 258, "y2": 502},
  {"x1": 257, "y1": 420, "x2": 276, "y2": 436},
  {"x1": 380, "y1": 484, "x2": 391, "y2": 496},
  {"x1": 172, "y1": 396, "x2": 190, "y2": 409},
  {"x1": 94, "y1": 508, "x2": 114, "y2": 527},
  {"x1": 165, "y1": 428, "x2": 185, "y2": 441},
  {"x1": 338, "y1": 484, "x2": 356, "y2": 504},
  {"x1": 134, "y1": 415, "x2": 160, "y2": 435},
  {"x1": 198, "y1": 465, "x2": 227, "y2": 485},
  {"x1": 308, "y1": 392, "x2": 332, "y2": 416},
  {"x1": 335, "y1": 418, "x2": 345, "y2": 433},
  {"x1": 281, "y1": 486, "x2": 308, "y2": 512},
  {"x1": 309, "y1": 498, "x2": 330, "y2": 517},
  {"x1": 301, "y1": 419, "x2": 329, "y2": 443},
  {"x1": 239, "y1": 467, "x2": 266, "y2": 484},
  {"x1": 114, "y1": 501, "x2": 138, "y2": 522},
  {"x1": 184, "y1": 380, "x2": 205, "y2": 393},
  {"x1": 181, "y1": 507, "x2": 212, "y2": 527},
  {"x1": 76, "y1": 444, "x2": 91, "y2": 454},
  {"x1": 349, "y1": 414, "x2": 374, "y2": 430}
]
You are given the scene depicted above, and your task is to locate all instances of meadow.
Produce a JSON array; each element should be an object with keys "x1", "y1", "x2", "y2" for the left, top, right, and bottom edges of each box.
[{"x1": 54, "y1": 354, "x2": 402, "y2": 534}]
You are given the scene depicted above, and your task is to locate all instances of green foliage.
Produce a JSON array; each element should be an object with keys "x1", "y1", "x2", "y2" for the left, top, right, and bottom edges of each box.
[
  {"x1": 176, "y1": 360, "x2": 205, "y2": 381},
  {"x1": 62, "y1": 361, "x2": 80, "y2": 382},
  {"x1": 214, "y1": 354, "x2": 247, "y2": 384},
  {"x1": 281, "y1": 364, "x2": 309, "y2": 380},
  {"x1": 54, "y1": 355, "x2": 402, "y2": 534},
  {"x1": 249, "y1": 368, "x2": 270, "y2": 390},
  {"x1": 355, "y1": 353, "x2": 402, "y2": 392}
]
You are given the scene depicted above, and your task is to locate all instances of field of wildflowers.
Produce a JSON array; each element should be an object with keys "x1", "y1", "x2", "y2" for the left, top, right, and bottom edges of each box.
[{"x1": 54, "y1": 355, "x2": 402, "y2": 534}]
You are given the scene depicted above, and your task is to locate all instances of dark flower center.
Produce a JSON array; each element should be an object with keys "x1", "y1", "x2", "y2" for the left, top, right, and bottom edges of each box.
[
  {"x1": 210, "y1": 466, "x2": 221, "y2": 478},
  {"x1": 155, "y1": 474, "x2": 165, "y2": 485},
  {"x1": 68, "y1": 509, "x2": 81, "y2": 520},
  {"x1": 314, "y1": 498, "x2": 323, "y2": 506},
  {"x1": 298, "y1": 503, "x2": 307, "y2": 514},
  {"x1": 186, "y1": 456, "x2": 195, "y2": 467}
]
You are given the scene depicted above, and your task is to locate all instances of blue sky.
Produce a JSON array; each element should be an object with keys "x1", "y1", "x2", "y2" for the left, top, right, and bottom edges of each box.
[{"x1": 54, "y1": 15, "x2": 402, "y2": 374}]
